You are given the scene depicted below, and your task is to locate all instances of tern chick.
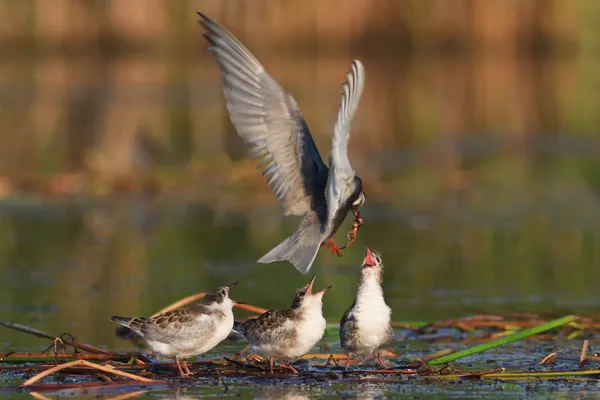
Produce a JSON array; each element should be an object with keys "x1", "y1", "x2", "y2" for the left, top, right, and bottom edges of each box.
[
  {"x1": 340, "y1": 248, "x2": 393, "y2": 370},
  {"x1": 110, "y1": 283, "x2": 239, "y2": 376},
  {"x1": 233, "y1": 275, "x2": 331, "y2": 374}
]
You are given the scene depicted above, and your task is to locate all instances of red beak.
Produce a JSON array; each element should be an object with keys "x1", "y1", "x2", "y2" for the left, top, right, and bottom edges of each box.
[{"x1": 362, "y1": 246, "x2": 377, "y2": 268}]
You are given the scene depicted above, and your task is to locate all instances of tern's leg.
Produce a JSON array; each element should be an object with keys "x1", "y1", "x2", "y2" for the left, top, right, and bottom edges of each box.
[
  {"x1": 376, "y1": 352, "x2": 388, "y2": 369},
  {"x1": 182, "y1": 360, "x2": 193, "y2": 375},
  {"x1": 344, "y1": 356, "x2": 352, "y2": 371},
  {"x1": 175, "y1": 357, "x2": 186, "y2": 377},
  {"x1": 322, "y1": 354, "x2": 340, "y2": 367},
  {"x1": 321, "y1": 238, "x2": 343, "y2": 257},
  {"x1": 269, "y1": 358, "x2": 275, "y2": 374}
]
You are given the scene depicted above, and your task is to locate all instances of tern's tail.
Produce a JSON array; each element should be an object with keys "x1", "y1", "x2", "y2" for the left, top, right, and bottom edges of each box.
[
  {"x1": 258, "y1": 214, "x2": 322, "y2": 274},
  {"x1": 110, "y1": 316, "x2": 134, "y2": 327},
  {"x1": 232, "y1": 321, "x2": 245, "y2": 337}
]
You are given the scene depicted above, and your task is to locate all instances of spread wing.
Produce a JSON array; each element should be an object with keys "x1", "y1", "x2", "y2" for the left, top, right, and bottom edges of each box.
[
  {"x1": 326, "y1": 60, "x2": 365, "y2": 222},
  {"x1": 199, "y1": 13, "x2": 328, "y2": 217},
  {"x1": 240, "y1": 309, "x2": 295, "y2": 344}
]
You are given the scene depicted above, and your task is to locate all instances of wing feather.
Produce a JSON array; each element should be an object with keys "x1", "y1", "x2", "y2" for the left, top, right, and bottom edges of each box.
[
  {"x1": 326, "y1": 60, "x2": 365, "y2": 222},
  {"x1": 199, "y1": 13, "x2": 328, "y2": 217}
]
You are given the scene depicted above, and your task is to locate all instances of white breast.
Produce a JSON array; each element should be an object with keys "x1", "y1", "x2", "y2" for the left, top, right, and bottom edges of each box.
[
  {"x1": 148, "y1": 304, "x2": 234, "y2": 359},
  {"x1": 290, "y1": 304, "x2": 326, "y2": 359},
  {"x1": 353, "y1": 279, "x2": 391, "y2": 353},
  {"x1": 196, "y1": 307, "x2": 234, "y2": 354}
]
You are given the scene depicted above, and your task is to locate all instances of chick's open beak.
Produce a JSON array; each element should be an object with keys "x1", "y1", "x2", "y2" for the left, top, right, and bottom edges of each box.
[
  {"x1": 314, "y1": 285, "x2": 333, "y2": 296},
  {"x1": 304, "y1": 274, "x2": 317, "y2": 296},
  {"x1": 362, "y1": 246, "x2": 377, "y2": 268}
]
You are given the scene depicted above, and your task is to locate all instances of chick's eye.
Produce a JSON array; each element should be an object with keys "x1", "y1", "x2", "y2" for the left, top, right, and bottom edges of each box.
[
  {"x1": 298, "y1": 291, "x2": 305, "y2": 298},
  {"x1": 221, "y1": 290, "x2": 227, "y2": 296},
  {"x1": 375, "y1": 256, "x2": 381, "y2": 263}
]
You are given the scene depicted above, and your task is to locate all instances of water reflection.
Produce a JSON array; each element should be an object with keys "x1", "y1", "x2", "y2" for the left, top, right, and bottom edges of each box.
[{"x1": 253, "y1": 386, "x2": 311, "y2": 400}]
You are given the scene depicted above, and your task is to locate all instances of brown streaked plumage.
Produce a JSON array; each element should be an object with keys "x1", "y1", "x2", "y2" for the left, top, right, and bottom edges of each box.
[
  {"x1": 233, "y1": 275, "x2": 331, "y2": 374},
  {"x1": 110, "y1": 282, "x2": 238, "y2": 377}
]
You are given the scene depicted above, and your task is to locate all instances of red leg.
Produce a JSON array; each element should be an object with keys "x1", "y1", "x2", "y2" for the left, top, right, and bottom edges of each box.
[
  {"x1": 175, "y1": 358, "x2": 186, "y2": 377},
  {"x1": 182, "y1": 360, "x2": 193, "y2": 375},
  {"x1": 376, "y1": 352, "x2": 388, "y2": 369},
  {"x1": 322, "y1": 354, "x2": 340, "y2": 367},
  {"x1": 269, "y1": 358, "x2": 274, "y2": 374},
  {"x1": 321, "y1": 238, "x2": 342, "y2": 256},
  {"x1": 344, "y1": 356, "x2": 352, "y2": 371}
]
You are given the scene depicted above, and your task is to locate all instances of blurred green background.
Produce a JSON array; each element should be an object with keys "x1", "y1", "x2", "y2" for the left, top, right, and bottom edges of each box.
[{"x1": 1, "y1": 0, "x2": 600, "y2": 352}]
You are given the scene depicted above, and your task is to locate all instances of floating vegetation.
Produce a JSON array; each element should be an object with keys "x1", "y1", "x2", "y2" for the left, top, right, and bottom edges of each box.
[{"x1": 1, "y1": 301, "x2": 599, "y2": 397}]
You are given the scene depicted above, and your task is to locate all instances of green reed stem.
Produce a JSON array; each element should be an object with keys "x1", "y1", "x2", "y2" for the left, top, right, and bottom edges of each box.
[{"x1": 428, "y1": 314, "x2": 578, "y2": 365}]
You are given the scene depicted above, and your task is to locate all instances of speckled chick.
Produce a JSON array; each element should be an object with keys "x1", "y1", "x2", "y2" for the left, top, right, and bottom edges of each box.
[
  {"x1": 340, "y1": 247, "x2": 393, "y2": 369},
  {"x1": 233, "y1": 275, "x2": 331, "y2": 374},
  {"x1": 110, "y1": 282, "x2": 238, "y2": 377}
]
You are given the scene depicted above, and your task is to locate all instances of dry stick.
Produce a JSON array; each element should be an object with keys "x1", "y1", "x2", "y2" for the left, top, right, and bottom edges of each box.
[
  {"x1": 234, "y1": 303, "x2": 268, "y2": 315},
  {"x1": 421, "y1": 348, "x2": 456, "y2": 362},
  {"x1": 153, "y1": 293, "x2": 268, "y2": 316},
  {"x1": 579, "y1": 340, "x2": 589, "y2": 368},
  {"x1": 0, "y1": 320, "x2": 114, "y2": 355},
  {"x1": 557, "y1": 354, "x2": 600, "y2": 363},
  {"x1": 0, "y1": 353, "x2": 133, "y2": 363},
  {"x1": 22, "y1": 360, "x2": 158, "y2": 386},
  {"x1": 302, "y1": 349, "x2": 397, "y2": 360},
  {"x1": 152, "y1": 293, "x2": 206, "y2": 316},
  {"x1": 539, "y1": 352, "x2": 558, "y2": 365}
]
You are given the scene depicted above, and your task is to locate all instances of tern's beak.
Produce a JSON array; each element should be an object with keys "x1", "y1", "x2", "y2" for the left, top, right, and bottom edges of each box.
[
  {"x1": 228, "y1": 282, "x2": 239, "y2": 289},
  {"x1": 304, "y1": 274, "x2": 317, "y2": 296},
  {"x1": 362, "y1": 246, "x2": 377, "y2": 268},
  {"x1": 233, "y1": 301, "x2": 246, "y2": 305},
  {"x1": 314, "y1": 285, "x2": 333, "y2": 296}
]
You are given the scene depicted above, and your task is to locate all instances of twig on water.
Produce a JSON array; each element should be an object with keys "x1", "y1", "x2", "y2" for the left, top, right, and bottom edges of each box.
[
  {"x1": 301, "y1": 349, "x2": 397, "y2": 360},
  {"x1": 579, "y1": 340, "x2": 589, "y2": 368},
  {"x1": 21, "y1": 360, "x2": 159, "y2": 386},
  {"x1": 421, "y1": 348, "x2": 456, "y2": 362},
  {"x1": 0, "y1": 320, "x2": 114, "y2": 355},
  {"x1": 217, "y1": 371, "x2": 229, "y2": 392},
  {"x1": 0, "y1": 353, "x2": 133, "y2": 363},
  {"x1": 539, "y1": 352, "x2": 557, "y2": 365},
  {"x1": 428, "y1": 314, "x2": 578, "y2": 365}
]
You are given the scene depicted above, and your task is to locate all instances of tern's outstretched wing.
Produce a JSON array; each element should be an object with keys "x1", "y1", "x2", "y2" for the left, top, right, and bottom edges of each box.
[
  {"x1": 326, "y1": 60, "x2": 365, "y2": 223},
  {"x1": 199, "y1": 13, "x2": 327, "y2": 217}
]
